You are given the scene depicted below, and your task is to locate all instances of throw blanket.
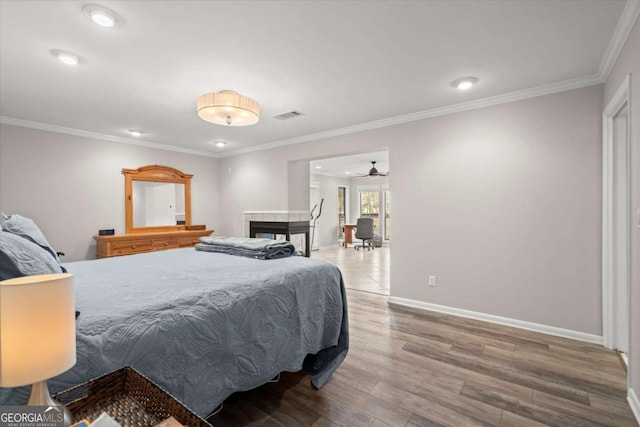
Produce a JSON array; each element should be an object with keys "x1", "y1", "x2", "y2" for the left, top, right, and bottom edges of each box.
[{"x1": 196, "y1": 236, "x2": 296, "y2": 259}]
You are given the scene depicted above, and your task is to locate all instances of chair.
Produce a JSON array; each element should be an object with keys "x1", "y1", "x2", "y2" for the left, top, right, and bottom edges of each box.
[{"x1": 354, "y1": 217, "x2": 375, "y2": 251}]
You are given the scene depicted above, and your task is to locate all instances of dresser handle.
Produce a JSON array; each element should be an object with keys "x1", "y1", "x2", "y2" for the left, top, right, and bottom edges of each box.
[
  {"x1": 132, "y1": 245, "x2": 136, "y2": 249},
  {"x1": 164, "y1": 242, "x2": 169, "y2": 246}
]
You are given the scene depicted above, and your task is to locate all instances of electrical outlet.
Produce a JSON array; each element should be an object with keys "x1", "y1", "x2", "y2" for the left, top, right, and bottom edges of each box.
[{"x1": 428, "y1": 275, "x2": 436, "y2": 287}]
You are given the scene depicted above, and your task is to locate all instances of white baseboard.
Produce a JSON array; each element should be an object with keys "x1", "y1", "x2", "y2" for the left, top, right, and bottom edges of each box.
[
  {"x1": 629, "y1": 388, "x2": 640, "y2": 424},
  {"x1": 387, "y1": 296, "x2": 602, "y2": 345},
  {"x1": 620, "y1": 351, "x2": 629, "y2": 369}
]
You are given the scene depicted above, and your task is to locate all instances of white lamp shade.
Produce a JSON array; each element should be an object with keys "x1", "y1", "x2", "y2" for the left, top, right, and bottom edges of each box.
[
  {"x1": 0, "y1": 273, "x2": 76, "y2": 387},
  {"x1": 197, "y1": 90, "x2": 260, "y2": 126}
]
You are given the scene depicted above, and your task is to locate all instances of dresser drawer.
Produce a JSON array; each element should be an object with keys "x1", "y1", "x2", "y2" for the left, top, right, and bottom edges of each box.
[
  {"x1": 95, "y1": 230, "x2": 213, "y2": 258},
  {"x1": 111, "y1": 240, "x2": 153, "y2": 256},
  {"x1": 153, "y1": 237, "x2": 178, "y2": 250},
  {"x1": 178, "y1": 236, "x2": 201, "y2": 247}
]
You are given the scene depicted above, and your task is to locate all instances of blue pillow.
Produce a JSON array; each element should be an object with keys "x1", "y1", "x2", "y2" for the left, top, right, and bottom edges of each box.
[
  {"x1": 1, "y1": 214, "x2": 65, "y2": 271},
  {"x1": 1, "y1": 215, "x2": 59, "y2": 260},
  {"x1": 0, "y1": 231, "x2": 63, "y2": 280}
]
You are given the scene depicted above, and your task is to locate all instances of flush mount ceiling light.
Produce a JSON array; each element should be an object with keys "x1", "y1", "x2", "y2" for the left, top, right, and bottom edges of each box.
[
  {"x1": 128, "y1": 130, "x2": 144, "y2": 137},
  {"x1": 453, "y1": 77, "x2": 478, "y2": 90},
  {"x1": 214, "y1": 141, "x2": 227, "y2": 148},
  {"x1": 82, "y1": 4, "x2": 117, "y2": 27},
  {"x1": 197, "y1": 90, "x2": 260, "y2": 126},
  {"x1": 53, "y1": 50, "x2": 79, "y2": 65}
]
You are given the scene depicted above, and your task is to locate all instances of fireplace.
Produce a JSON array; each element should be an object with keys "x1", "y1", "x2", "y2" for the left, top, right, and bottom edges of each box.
[{"x1": 243, "y1": 211, "x2": 310, "y2": 257}]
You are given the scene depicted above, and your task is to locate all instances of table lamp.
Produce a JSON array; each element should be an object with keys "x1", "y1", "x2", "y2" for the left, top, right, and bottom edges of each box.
[{"x1": 0, "y1": 273, "x2": 75, "y2": 426}]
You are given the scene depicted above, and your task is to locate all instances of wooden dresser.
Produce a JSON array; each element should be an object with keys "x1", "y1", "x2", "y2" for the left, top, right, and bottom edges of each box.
[{"x1": 94, "y1": 230, "x2": 213, "y2": 258}]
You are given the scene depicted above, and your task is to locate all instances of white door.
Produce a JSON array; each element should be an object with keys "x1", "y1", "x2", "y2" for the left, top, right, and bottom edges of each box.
[
  {"x1": 310, "y1": 183, "x2": 320, "y2": 250},
  {"x1": 149, "y1": 182, "x2": 176, "y2": 226},
  {"x1": 602, "y1": 75, "x2": 631, "y2": 361},
  {"x1": 612, "y1": 104, "x2": 630, "y2": 356}
]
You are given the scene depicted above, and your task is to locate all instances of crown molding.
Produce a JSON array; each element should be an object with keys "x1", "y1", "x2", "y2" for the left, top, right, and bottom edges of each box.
[
  {"x1": 1, "y1": 3, "x2": 636, "y2": 161},
  {"x1": 0, "y1": 71, "x2": 602, "y2": 161},
  {"x1": 0, "y1": 116, "x2": 220, "y2": 158},
  {"x1": 220, "y1": 1, "x2": 638, "y2": 158},
  {"x1": 222, "y1": 73, "x2": 602, "y2": 158},
  {"x1": 598, "y1": 0, "x2": 640, "y2": 81}
]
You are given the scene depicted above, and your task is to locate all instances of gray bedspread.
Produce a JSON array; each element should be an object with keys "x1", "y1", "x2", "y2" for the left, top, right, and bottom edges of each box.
[{"x1": 1, "y1": 248, "x2": 349, "y2": 416}]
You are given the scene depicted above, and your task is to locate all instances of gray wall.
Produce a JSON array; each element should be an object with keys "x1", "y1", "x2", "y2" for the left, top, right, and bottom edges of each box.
[
  {"x1": 0, "y1": 125, "x2": 220, "y2": 261},
  {"x1": 390, "y1": 87, "x2": 602, "y2": 335},
  {"x1": 604, "y1": 15, "x2": 639, "y2": 407},
  {"x1": 218, "y1": 85, "x2": 603, "y2": 336}
]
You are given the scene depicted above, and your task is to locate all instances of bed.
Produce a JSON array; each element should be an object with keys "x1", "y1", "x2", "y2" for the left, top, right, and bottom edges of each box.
[{"x1": 1, "y1": 247, "x2": 349, "y2": 417}]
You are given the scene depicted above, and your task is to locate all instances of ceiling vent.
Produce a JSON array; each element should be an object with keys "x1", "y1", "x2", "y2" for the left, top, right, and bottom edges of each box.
[{"x1": 273, "y1": 110, "x2": 304, "y2": 120}]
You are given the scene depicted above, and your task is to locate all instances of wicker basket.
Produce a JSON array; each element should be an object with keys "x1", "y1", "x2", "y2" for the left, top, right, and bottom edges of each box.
[{"x1": 53, "y1": 367, "x2": 212, "y2": 427}]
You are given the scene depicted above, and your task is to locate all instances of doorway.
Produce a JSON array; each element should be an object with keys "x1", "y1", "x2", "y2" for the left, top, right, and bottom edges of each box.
[
  {"x1": 602, "y1": 75, "x2": 631, "y2": 364},
  {"x1": 309, "y1": 151, "x2": 390, "y2": 296}
]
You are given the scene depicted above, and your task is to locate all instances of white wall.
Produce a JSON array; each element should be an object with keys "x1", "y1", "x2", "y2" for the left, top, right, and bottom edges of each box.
[
  {"x1": 604, "y1": 14, "x2": 640, "y2": 410},
  {"x1": 0, "y1": 124, "x2": 220, "y2": 261},
  {"x1": 218, "y1": 85, "x2": 603, "y2": 336},
  {"x1": 310, "y1": 173, "x2": 351, "y2": 247}
]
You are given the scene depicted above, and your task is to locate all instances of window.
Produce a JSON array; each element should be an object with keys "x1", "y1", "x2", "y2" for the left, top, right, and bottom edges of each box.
[
  {"x1": 358, "y1": 184, "x2": 390, "y2": 241},
  {"x1": 359, "y1": 190, "x2": 380, "y2": 233},
  {"x1": 338, "y1": 186, "x2": 346, "y2": 239}
]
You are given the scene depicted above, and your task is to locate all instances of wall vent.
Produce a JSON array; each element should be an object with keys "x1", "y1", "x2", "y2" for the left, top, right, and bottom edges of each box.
[{"x1": 273, "y1": 110, "x2": 304, "y2": 120}]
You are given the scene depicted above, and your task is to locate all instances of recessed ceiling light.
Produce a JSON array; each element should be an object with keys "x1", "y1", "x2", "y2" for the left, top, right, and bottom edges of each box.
[
  {"x1": 453, "y1": 77, "x2": 478, "y2": 90},
  {"x1": 214, "y1": 141, "x2": 227, "y2": 148},
  {"x1": 128, "y1": 130, "x2": 144, "y2": 137},
  {"x1": 82, "y1": 4, "x2": 117, "y2": 28},
  {"x1": 53, "y1": 50, "x2": 79, "y2": 66},
  {"x1": 345, "y1": 171, "x2": 351, "y2": 175},
  {"x1": 315, "y1": 165, "x2": 322, "y2": 169}
]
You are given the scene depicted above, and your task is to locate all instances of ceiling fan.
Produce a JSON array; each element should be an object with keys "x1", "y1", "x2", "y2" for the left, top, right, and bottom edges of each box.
[{"x1": 355, "y1": 161, "x2": 389, "y2": 178}]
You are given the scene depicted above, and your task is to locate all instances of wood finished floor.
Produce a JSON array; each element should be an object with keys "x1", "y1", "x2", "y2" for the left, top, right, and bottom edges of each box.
[{"x1": 209, "y1": 290, "x2": 637, "y2": 427}]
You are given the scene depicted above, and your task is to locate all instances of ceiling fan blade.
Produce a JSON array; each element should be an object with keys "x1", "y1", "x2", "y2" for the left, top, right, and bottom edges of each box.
[{"x1": 351, "y1": 162, "x2": 389, "y2": 178}]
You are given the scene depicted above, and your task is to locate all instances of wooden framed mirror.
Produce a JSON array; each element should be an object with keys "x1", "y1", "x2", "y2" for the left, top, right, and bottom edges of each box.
[{"x1": 123, "y1": 165, "x2": 192, "y2": 233}]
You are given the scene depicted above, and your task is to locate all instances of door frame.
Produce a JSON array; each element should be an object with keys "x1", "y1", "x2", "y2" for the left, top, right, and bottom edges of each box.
[
  {"x1": 602, "y1": 74, "x2": 631, "y2": 353},
  {"x1": 337, "y1": 184, "x2": 349, "y2": 240}
]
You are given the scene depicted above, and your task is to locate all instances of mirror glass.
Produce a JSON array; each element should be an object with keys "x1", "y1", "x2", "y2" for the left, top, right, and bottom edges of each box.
[
  {"x1": 132, "y1": 181, "x2": 186, "y2": 227},
  {"x1": 124, "y1": 165, "x2": 192, "y2": 233}
]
